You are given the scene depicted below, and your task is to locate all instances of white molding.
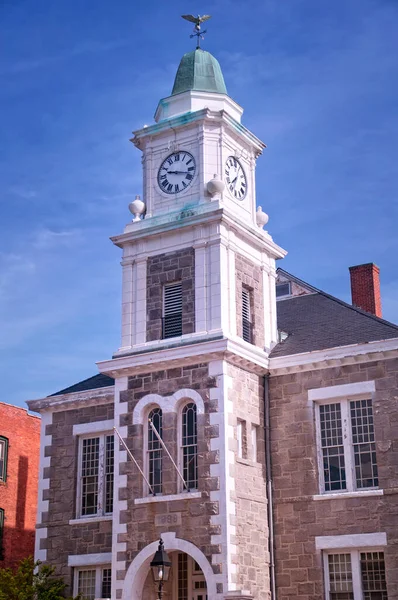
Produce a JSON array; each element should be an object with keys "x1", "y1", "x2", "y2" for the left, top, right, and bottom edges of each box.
[
  {"x1": 98, "y1": 337, "x2": 269, "y2": 379},
  {"x1": 132, "y1": 388, "x2": 205, "y2": 425},
  {"x1": 73, "y1": 419, "x2": 114, "y2": 436},
  {"x1": 69, "y1": 516, "x2": 113, "y2": 525},
  {"x1": 121, "y1": 531, "x2": 220, "y2": 600},
  {"x1": 68, "y1": 552, "x2": 112, "y2": 567},
  {"x1": 315, "y1": 532, "x2": 387, "y2": 551},
  {"x1": 27, "y1": 387, "x2": 114, "y2": 413},
  {"x1": 308, "y1": 380, "x2": 375, "y2": 402},
  {"x1": 134, "y1": 491, "x2": 202, "y2": 504},
  {"x1": 313, "y1": 489, "x2": 383, "y2": 501},
  {"x1": 270, "y1": 337, "x2": 398, "y2": 374}
]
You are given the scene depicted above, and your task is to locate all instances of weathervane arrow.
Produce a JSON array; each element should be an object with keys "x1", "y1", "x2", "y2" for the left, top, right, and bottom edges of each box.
[{"x1": 181, "y1": 14, "x2": 212, "y2": 49}]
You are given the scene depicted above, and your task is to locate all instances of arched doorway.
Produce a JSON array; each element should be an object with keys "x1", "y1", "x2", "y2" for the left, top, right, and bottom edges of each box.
[
  {"x1": 121, "y1": 532, "x2": 216, "y2": 600},
  {"x1": 142, "y1": 551, "x2": 207, "y2": 599}
]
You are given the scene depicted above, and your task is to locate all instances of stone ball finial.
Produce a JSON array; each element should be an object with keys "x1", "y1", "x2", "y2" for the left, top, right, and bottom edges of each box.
[
  {"x1": 256, "y1": 206, "x2": 269, "y2": 228},
  {"x1": 207, "y1": 174, "x2": 225, "y2": 198},
  {"x1": 129, "y1": 195, "x2": 146, "y2": 222}
]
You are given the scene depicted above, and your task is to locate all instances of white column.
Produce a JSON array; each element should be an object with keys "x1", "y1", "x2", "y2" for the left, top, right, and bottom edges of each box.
[
  {"x1": 120, "y1": 261, "x2": 134, "y2": 351},
  {"x1": 269, "y1": 267, "x2": 278, "y2": 345},
  {"x1": 135, "y1": 257, "x2": 147, "y2": 344},
  {"x1": 227, "y1": 247, "x2": 236, "y2": 336},
  {"x1": 194, "y1": 242, "x2": 208, "y2": 334},
  {"x1": 208, "y1": 241, "x2": 222, "y2": 333},
  {"x1": 262, "y1": 266, "x2": 271, "y2": 349},
  {"x1": 219, "y1": 241, "x2": 230, "y2": 333}
]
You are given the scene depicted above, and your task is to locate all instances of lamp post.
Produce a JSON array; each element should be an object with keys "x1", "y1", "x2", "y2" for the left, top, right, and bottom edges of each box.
[{"x1": 150, "y1": 538, "x2": 172, "y2": 599}]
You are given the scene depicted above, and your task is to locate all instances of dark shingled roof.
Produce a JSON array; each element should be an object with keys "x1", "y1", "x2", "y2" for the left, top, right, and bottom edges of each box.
[
  {"x1": 50, "y1": 374, "x2": 114, "y2": 396},
  {"x1": 271, "y1": 272, "x2": 398, "y2": 358}
]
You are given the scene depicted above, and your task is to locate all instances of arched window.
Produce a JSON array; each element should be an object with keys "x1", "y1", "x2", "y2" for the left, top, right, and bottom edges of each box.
[
  {"x1": 182, "y1": 403, "x2": 198, "y2": 490},
  {"x1": 148, "y1": 408, "x2": 162, "y2": 494}
]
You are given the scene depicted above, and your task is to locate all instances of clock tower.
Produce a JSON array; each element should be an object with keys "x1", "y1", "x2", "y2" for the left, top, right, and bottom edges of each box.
[{"x1": 98, "y1": 25, "x2": 286, "y2": 600}]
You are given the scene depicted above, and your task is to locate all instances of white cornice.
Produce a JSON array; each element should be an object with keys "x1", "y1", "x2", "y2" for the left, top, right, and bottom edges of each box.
[
  {"x1": 269, "y1": 337, "x2": 398, "y2": 375},
  {"x1": 98, "y1": 337, "x2": 270, "y2": 378},
  {"x1": 111, "y1": 204, "x2": 286, "y2": 261},
  {"x1": 26, "y1": 387, "x2": 114, "y2": 414}
]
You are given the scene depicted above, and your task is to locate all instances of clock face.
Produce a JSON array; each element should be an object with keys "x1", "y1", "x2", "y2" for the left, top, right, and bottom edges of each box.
[
  {"x1": 157, "y1": 152, "x2": 196, "y2": 195},
  {"x1": 224, "y1": 156, "x2": 247, "y2": 200}
]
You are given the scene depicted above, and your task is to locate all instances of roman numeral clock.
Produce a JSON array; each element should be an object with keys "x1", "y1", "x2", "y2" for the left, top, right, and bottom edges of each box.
[
  {"x1": 157, "y1": 152, "x2": 197, "y2": 195},
  {"x1": 224, "y1": 156, "x2": 247, "y2": 200}
]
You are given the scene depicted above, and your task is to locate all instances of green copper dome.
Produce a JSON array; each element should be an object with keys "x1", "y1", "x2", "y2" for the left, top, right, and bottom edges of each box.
[{"x1": 171, "y1": 49, "x2": 228, "y2": 96}]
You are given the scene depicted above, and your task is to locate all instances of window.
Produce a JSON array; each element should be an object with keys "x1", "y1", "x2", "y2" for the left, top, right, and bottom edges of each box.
[
  {"x1": 276, "y1": 281, "x2": 291, "y2": 298},
  {"x1": 148, "y1": 408, "x2": 162, "y2": 495},
  {"x1": 242, "y1": 288, "x2": 253, "y2": 343},
  {"x1": 325, "y1": 551, "x2": 387, "y2": 600},
  {"x1": 251, "y1": 424, "x2": 258, "y2": 462},
  {"x1": 78, "y1": 434, "x2": 114, "y2": 517},
  {"x1": 173, "y1": 553, "x2": 207, "y2": 600},
  {"x1": 0, "y1": 437, "x2": 8, "y2": 482},
  {"x1": 163, "y1": 282, "x2": 182, "y2": 338},
  {"x1": 181, "y1": 403, "x2": 198, "y2": 490},
  {"x1": 75, "y1": 566, "x2": 111, "y2": 600},
  {"x1": 317, "y1": 398, "x2": 378, "y2": 493},
  {"x1": 237, "y1": 420, "x2": 247, "y2": 459},
  {"x1": 0, "y1": 508, "x2": 4, "y2": 560}
]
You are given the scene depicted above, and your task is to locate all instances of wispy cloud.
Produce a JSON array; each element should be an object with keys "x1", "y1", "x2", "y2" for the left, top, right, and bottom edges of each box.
[{"x1": 2, "y1": 38, "x2": 130, "y2": 75}]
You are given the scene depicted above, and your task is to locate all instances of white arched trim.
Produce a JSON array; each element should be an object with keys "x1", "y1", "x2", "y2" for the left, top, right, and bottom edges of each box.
[
  {"x1": 133, "y1": 388, "x2": 205, "y2": 425},
  {"x1": 121, "y1": 532, "x2": 217, "y2": 600}
]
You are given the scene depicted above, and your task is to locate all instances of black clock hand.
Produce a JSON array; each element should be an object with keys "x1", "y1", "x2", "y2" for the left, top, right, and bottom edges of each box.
[{"x1": 168, "y1": 170, "x2": 189, "y2": 175}]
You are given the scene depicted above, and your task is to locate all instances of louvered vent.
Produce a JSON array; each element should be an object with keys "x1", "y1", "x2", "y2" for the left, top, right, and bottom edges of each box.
[
  {"x1": 242, "y1": 288, "x2": 253, "y2": 343},
  {"x1": 163, "y1": 282, "x2": 183, "y2": 338}
]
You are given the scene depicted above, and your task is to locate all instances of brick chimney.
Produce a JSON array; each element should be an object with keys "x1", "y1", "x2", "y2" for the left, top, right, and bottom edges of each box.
[{"x1": 349, "y1": 263, "x2": 382, "y2": 318}]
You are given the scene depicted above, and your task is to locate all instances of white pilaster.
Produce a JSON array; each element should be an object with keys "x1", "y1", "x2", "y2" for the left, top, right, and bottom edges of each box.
[
  {"x1": 135, "y1": 257, "x2": 147, "y2": 345},
  {"x1": 120, "y1": 261, "x2": 134, "y2": 351},
  {"x1": 195, "y1": 242, "x2": 208, "y2": 334},
  {"x1": 262, "y1": 266, "x2": 271, "y2": 349}
]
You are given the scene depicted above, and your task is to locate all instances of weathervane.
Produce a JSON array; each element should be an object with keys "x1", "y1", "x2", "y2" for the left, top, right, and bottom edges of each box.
[{"x1": 181, "y1": 14, "x2": 212, "y2": 49}]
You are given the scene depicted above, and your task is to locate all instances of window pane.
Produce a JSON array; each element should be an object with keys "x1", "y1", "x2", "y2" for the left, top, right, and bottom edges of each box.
[
  {"x1": 0, "y1": 438, "x2": 7, "y2": 482},
  {"x1": 78, "y1": 569, "x2": 96, "y2": 600},
  {"x1": 105, "y1": 435, "x2": 114, "y2": 514},
  {"x1": 81, "y1": 438, "x2": 100, "y2": 516},
  {"x1": 182, "y1": 403, "x2": 198, "y2": 489},
  {"x1": 148, "y1": 409, "x2": 162, "y2": 494},
  {"x1": 328, "y1": 554, "x2": 354, "y2": 600},
  {"x1": 350, "y1": 399, "x2": 378, "y2": 489},
  {"x1": 276, "y1": 282, "x2": 291, "y2": 297},
  {"x1": 101, "y1": 567, "x2": 112, "y2": 598},
  {"x1": 361, "y1": 552, "x2": 388, "y2": 600},
  {"x1": 178, "y1": 553, "x2": 188, "y2": 600},
  {"x1": 320, "y1": 404, "x2": 346, "y2": 491}
]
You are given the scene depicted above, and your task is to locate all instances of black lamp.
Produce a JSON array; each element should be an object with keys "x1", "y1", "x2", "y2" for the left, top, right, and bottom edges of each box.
[{"x1": 150, "y1": 538, "x2": 171, "y2": 598}]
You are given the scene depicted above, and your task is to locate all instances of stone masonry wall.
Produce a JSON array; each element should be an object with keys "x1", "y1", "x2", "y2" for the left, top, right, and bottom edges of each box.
[
  {"x1": 43, "y1": 400, "x2": 114, "y2": 591},
  {"x1": 235, "y1": 254, "x2": 265, "y2": 349},
  {"x1": 269, "y1": 357, "x2": 398, "y2": 599},
  {"x1": 146, "y1": 247, "x2": 195, "y2": 342},
  {"x1": 117, "y1": 364, "x2": 220, "y2": 598},
  {"x1": 227, "y1": 364, "x2": 270, "y2": 598}
]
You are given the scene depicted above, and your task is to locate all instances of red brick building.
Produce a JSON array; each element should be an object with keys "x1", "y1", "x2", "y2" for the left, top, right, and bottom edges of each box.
[{"x1": 0, "y1": 402, "x2": 40, "y2": 568}]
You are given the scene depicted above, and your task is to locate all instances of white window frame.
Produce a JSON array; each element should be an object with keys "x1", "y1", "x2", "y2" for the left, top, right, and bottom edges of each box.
[
  {"x1": 322, "y1": 547, "x2": 387, "y2": 600},
  {"x1": 276, "y1": 281, "x2": 291, "y2": 298},
  {"x1": 145, "y1": 406, "x2": 163, "y2": 496},
  {"x1": 0, "y1": 437, "x2": 8, "y2": 482},
  {"x1": 73, "y1": 564, "x2": 111, "y2": 600},
  {"x1": 178, "y1": 401, "x2": 198, "y2": 492},
  {"x1": 251, "y1": 424, "x2": 258, "y2": 462},
  {"x1": 310, "y1": 381, "x2": 379, "y2": 495},
  {"x1": 76, "y1": 432, "x2": 114, "y2": 518}
]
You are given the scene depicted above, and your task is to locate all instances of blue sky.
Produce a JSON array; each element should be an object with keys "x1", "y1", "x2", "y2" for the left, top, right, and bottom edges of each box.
[{"x1": 1, "y1": 0, "x2": 397, "y2": 407}]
